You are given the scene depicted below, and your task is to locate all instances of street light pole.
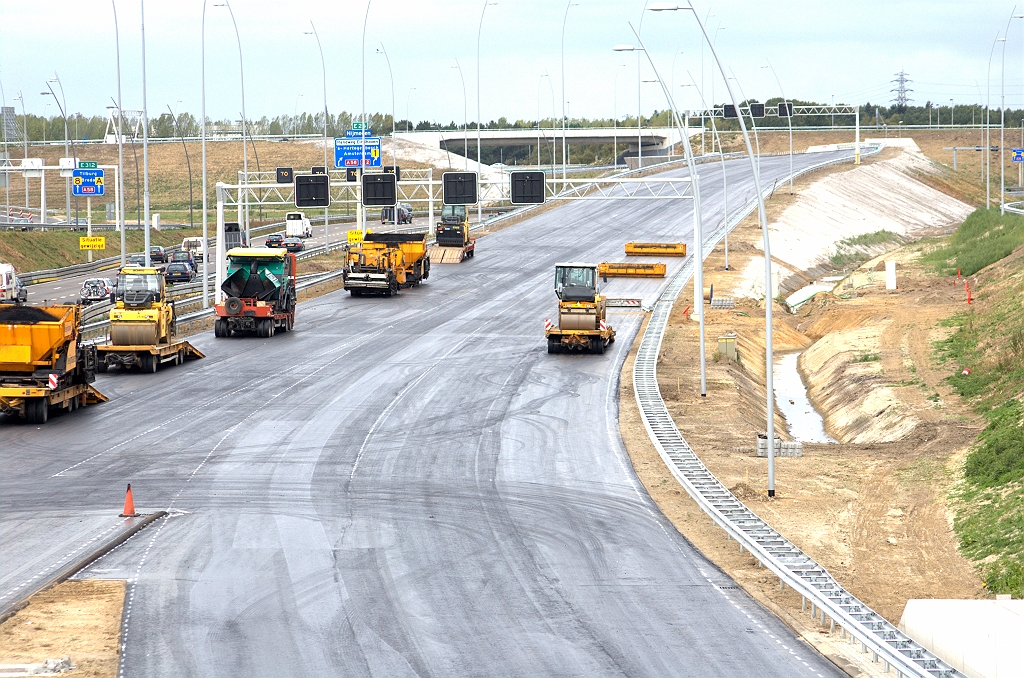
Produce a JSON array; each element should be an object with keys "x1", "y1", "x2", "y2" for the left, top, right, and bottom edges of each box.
[
  {"x1": 406, "y1": 87, "x2": 416, "y2": 132},
  {"x1": 656, "y1": 0, "x2": 777, "y2": 495},
  {"x1": 477, "y1": 0, "x2": 496, "y2": 225},
  {"x1": 763, "y1": 59, "x2": 792, "y2": 194},
  {"x1": 686, "y1": 71, "x2": 728, "y2": 269},
  {"x1": 560, "y1": 1, "x2": 577, "y2": 181},
  {"x1": 201, "y1": 0, "x2": 210, "y2": 305},
  {"x1": 620, "y1": 25, "x2": 707, "y2": 398},
  {"x1": 111, "y1": 1, "x2": 127, "y2": 267},
  {"x1": 219, "y1": 0, "x2": 248, "y2": 243},
  {"x1": 361, "y1": 0, "x2": 372, "y2": 236},
  {"x1": 306, "y1": 21, "x2": 329, "y2": 249},
  {"x1": 988, "y1": 33, "x2": 1002, "y2": 210},
  {"x1": 46, "y1": 76, "x2": 71, "y2": 224},
  {"x1": 613, "y1": 63, "x2": 628, "y2": 167},
  {"x1": 376, "y1": 45, "x2": 396, "y2": 169},
  {"x1": 15, "y1": 92, "x2": 27, "y2": 211},
  {"x1": 141, "y1": 0, "x2": 151, "y2": 267},
  {"x1": 452, "y1": 60, "x2": 468, "y2": 169}
]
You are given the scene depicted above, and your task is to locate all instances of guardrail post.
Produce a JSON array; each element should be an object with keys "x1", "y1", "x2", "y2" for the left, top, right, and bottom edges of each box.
[{"x1": 801, "y1": 596, "x2": 806, "y2": 611}]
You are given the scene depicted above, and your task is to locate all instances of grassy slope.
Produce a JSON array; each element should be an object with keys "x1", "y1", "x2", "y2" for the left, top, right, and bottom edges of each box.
[
  {"x1": 0, "y1": 227, "x2": 205, "y2": 272},
  {"x1": 930, "y1": 209, "x2": 1024, "y2": 597}
]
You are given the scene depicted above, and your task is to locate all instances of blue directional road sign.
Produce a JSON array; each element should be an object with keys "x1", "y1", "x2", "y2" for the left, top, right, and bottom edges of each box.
[
  {"x1": 334, "y1": 137, "x2": 382, "y2": 168},
  {"x1": 1013, "y1": 149, "x2": 1024, "y2": 163},
  {"x1": 345, "y1": 129, "x2": 373, "y2": 139},
  {"x1": 72, "y1": 169, "x2": 105, "y2": 196}
]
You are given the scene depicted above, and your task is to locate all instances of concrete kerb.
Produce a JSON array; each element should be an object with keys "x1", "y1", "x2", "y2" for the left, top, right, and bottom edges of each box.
[{"x1": 0, "y1": 511, "x2": 167, "y2": 626}]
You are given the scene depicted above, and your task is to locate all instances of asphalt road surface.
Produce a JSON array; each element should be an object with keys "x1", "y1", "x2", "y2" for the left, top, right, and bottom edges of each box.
[{"x1": 2, "y1": 151, "x2": 856, "y2": 676}]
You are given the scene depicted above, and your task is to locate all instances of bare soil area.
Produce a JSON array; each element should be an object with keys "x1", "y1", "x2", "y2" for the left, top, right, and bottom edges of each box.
[
  {"x1": 618, "y1": 152, "x2": 988, "y2": 674},
  {"x1": 0, "y1": 580, "x2": 124, "y2": 678}
]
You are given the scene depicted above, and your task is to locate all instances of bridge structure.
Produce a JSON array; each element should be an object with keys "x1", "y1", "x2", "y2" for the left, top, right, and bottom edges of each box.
[{"x1": 395, "y1": 126, "x2": 687, "y2": 156}]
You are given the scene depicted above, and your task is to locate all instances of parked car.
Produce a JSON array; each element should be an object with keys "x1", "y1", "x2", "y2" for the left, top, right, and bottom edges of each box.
[
  {"x1": 79, "y1": 278, "x2": 114, "y2": 305},
  {"x1": 168, "y1": 249, "x2": 197, "y2": 271},
  {"x1": 149, "y1": 245, "x2": 167, "y2": 263},
  {"x1": 381, "y1": 203, "x2": 413, "y2": 225},
  {"x1": 264, "y1": 233, "x2": 285, "y2": 248},
  {"x1": 164, "y1": 262, "x2": 195, "y2": 284},
  {"x1": 282, "y1": 237, "x2": 305, "y2": 253}
]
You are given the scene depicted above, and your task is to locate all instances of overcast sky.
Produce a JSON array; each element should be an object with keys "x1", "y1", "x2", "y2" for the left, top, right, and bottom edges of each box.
[{"x1": 0, "y1": 0, "x2": 1019, "y2": 127}]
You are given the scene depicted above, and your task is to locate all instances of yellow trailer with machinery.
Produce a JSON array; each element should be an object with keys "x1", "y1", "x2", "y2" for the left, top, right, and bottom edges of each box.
[
  {"x1": 96, "y1": 266, "x2": 204, "y2": 373},
  {"x1": 624, "y1": 242, "x2": 687, "y2": 256},
  {"x1": 344, "y1": 232, "x2": 430, "y2": 296},
  {"x1": 428, "y1": 204, "x2": 476, "y2": 264},
  {"x1": 0, "y1": 304, "x2": 106, "y2": 424},
  {"x1": 544, "y1": 263, "x2": 615, "y2": 354},
  {"x1": 597, "y1": 262, "x2": 666, "y2": 281}
]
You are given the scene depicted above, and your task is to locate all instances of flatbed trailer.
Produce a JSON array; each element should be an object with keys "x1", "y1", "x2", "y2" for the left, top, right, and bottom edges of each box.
[
  {"x1": 428, "y1": 239, "x2": 475, "y2": 264},
  {"x1": 96, "y1": 340, "x2": 204, "y2": 373}
]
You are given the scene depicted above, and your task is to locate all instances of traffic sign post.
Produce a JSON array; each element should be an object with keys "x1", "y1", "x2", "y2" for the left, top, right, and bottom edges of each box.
[
  {"x1": 334, "y1": 137, "x2": 382, "y2": 168},
  {"x1": 79, "y1": 236, "x2": 106, "y2": 250},
  {"x1": 72, "y1": 169, "x2": 105, "y2": 196}
]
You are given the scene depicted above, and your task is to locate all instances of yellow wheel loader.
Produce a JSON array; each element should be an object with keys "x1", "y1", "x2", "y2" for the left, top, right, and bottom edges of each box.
[{"x1": 544, "y1": 263, "x2": 615, "y2": 354}]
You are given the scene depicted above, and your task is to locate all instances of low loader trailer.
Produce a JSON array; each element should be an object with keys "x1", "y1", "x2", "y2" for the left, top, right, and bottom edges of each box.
[
  {"x1": 216, "y1": 248, "x2": 297, "y2": 338},
  {"x1": 345, "y1": 233, "x2": 430, "y2": 296},
  {"x1": 545, "y1": 262, "x2": 616, "y2": 355},
  {"x1": 429, "y1": 205, "x2": 476, "y2": 265},
  {"x1": 0, "y1": 304, "x2": 106, "y2": 424},
  {"x1": 98, "y1": 266, "x2": 204, "y2": 373}
]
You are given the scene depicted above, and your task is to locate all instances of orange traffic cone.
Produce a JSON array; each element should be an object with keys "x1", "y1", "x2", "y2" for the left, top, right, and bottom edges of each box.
[{"x1": 120, "y1": 483, "x2": 139, "y2": 517}]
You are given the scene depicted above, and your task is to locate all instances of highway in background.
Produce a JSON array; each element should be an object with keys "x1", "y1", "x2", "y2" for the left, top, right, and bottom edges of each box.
[{"x1": 1, "y1": 151, "x2": 855, "y2": 676}]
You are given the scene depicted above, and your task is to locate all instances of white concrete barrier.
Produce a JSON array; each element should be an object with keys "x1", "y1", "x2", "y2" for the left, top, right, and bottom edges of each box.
[{"x1": 899, "y1": 598, "x2": 1024, "y2": 678}]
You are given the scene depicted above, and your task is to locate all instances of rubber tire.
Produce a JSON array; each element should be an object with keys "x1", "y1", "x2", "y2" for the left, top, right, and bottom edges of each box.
[
  {"x1": 25, "y1": 397, "x2": 48, "y2": 425},
  {"x1": 547, "y1": 337, "x2": 561, "y2": 354},
  {"x1": 177, "y1": 349, "x2": 185, "y2": 366},
  {"x1": 350, "y1": 289, "x2": 362, "y2": 297},
  {"x1": 593, "y1": 337, "x2": 605, "y2": 355},
  {"x1": 267, "y1": 320, "x2": 275, "y2": 338},
  {"x1": 96, "y1": 360, "x2": 109, "y2": 373},
  {"x1": 141, "y1": 353, "x2": 157, "y2": 373},
  {"x1": 69, "y1": 394, "x2": 79, "y2": 411},
  {"x1": 225, "y1": 297, "x2": 243, "y2": 315}
]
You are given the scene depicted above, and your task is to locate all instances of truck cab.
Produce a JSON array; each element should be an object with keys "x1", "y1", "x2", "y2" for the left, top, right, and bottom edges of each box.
[
  {"x1": 0, "y1": 264, "x2": 28, "y2": 304},
  {"x1": 285, "y1": 211, "x2": 313, "y2": 238},
  {"x1": 555, "y1": 263, "x2": 599, "y2": 302}
]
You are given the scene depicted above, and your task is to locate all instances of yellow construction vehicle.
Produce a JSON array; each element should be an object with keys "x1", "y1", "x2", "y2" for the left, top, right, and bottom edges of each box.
[
  {"x1": 429, "y1": 204, "x2": 476, "y2": 264},
  {"x1": 598, "y1": 262, "x2": 666, "y2": 281},
  {"x1": 344, "y1": 232, "x2": 430, "y2": 296},
  {"x1": 545, "y1": 262, "x2": 615, "y2": 354},
  {"x1": 624, "y1": 242, "x2": 686, "y2": 256},
  {"x1": 0, "y1": 303, "x2": 106, "y2": 424},
  {"x1": 97, "y1": 266, "x2": 203, "y2": 373}
]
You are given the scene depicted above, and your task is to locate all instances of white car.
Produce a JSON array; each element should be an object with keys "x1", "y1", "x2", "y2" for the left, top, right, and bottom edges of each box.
[
  {"x1": 285, "y1": 211, "x2": 313, "y2": 238},
  {"x1": 0, "y1": 263, "x2": 28, "y2": 304}
]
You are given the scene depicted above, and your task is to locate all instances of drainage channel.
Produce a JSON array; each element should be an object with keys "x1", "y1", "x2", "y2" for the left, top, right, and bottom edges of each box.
[{"x1": 773, "y1": 352, "x2": 835, "y2": 444}]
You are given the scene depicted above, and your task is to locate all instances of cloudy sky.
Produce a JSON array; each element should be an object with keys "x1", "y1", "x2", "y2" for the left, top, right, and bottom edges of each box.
[{"x1": 0, "y1": 0, "x2": 1019, "y2": 126}]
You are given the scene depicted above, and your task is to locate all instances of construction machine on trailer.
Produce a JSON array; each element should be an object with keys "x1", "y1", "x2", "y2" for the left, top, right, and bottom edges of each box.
[
  {"x1": 344, "y1": 232, "x2": 430, "y2": 296},
  {"x1": 97, "y1": 266, "x2": 204, "y2": 373},
  {"x1": 428, "y1": 204, "x2": 475, "y2": 264},
  {"x1": 545, "y1": 262, "x2": 615, "y2": 354},
  {"x1": 215, "y1": 248, "x2": 297, "y2": 338},
  {"x1": 0, "y1": 303, "x2": 106, "y2": 424}
]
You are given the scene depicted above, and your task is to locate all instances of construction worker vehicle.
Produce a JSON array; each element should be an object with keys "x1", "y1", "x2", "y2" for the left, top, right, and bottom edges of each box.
[
  {"x1": 0, "y1": 303, "x2": 106, "y2": 424},
  {"x1": 97, "y1": 266, "x2": 204, "y2": 373},
  {"x1": 429, "y1": 204, "x2": 475, "y2": 264},
  {"x1": 545, "y1": 262, "x2": 615, "y2": 354},
  {"x1": 215, "y1": 247, "x2": 297, "y2": 337},
  {"x1": 344, "y1": 232, "x2": 430, "y2": 296}
]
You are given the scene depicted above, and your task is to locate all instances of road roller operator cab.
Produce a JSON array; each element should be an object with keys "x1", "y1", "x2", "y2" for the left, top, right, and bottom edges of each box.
[{"x1": 109, "y1": 267, "x2": 175, "y2": 346}]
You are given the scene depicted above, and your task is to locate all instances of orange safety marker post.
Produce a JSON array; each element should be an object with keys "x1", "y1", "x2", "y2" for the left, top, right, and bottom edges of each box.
[
  {"x1": 120, "y1": 483, "x2": 139, "y2": 517},
  {"x1": 966, "y1": 281, "x2": 972, "y2": 305}
]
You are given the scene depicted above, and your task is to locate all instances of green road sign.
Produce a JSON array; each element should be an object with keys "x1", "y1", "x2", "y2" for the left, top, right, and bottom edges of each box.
[
  {"x1": 78, "y1": 161, "x2": 98, "y2": 169},
  {"x1": 351, "y1": 121, "x2": 365, "y2": 129}
]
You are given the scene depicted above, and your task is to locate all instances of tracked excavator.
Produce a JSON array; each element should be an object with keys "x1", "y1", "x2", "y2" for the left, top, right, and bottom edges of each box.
[{"x1": 544, "y1": 262, "x2": 615, "y2": 354}]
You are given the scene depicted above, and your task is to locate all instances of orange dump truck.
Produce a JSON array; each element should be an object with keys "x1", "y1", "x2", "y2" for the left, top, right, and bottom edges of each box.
[{"x1": 0, "y1": 304, "x2": 106, "y2": 424}]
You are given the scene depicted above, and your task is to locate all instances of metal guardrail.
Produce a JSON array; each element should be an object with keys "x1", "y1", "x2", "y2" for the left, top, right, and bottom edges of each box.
[{"x1": 631, "y1": 148, "x2": 957, "y2": 678}]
